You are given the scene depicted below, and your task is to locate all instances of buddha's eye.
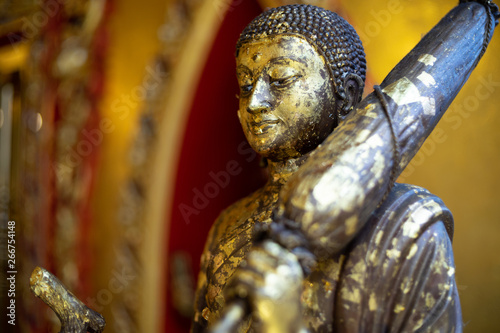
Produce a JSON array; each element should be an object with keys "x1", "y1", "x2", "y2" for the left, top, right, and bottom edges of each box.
[
  {"x1": 240, "y1": 84, "x2": 253, "y2": 95},
  {"x1": 270, "y1": 75, "x2": 302, "y2": 88},
  {"x1": 237, "y1": 68, "x2": 253, "y2": 96}
]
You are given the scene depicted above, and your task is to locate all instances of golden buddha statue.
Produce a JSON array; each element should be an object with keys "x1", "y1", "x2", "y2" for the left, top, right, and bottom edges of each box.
[
  {"x1": 191, "y1": 2, "x2": 500, "y2": 332},
  {"x1": 23, "y1": 2, "x2": 498, "y2": 332}
]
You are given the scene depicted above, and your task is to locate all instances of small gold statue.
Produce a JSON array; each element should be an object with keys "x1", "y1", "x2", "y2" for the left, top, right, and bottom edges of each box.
[{"x1": 193, "y1": 2, "x2": 499, "y2": 332}]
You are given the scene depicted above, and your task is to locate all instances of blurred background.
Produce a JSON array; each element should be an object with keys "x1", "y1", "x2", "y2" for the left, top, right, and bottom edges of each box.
[{"x1": 0, "y1": 0, "x2": 499, "y2": 332}]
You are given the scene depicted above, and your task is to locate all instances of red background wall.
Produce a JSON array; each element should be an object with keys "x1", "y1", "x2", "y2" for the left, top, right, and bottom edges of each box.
[{"x1": 165, "y1": 1, "x2": 265, "y2": 331}]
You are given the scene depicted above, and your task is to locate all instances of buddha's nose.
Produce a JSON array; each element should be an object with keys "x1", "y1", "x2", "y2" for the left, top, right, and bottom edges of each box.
[{"x1": 247, "y1": 78, "x2": 272, "y2": 114}]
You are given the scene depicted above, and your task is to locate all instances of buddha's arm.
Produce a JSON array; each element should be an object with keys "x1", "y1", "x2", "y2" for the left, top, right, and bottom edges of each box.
[{"x1": 277, "y1": 1, "x2": 498, "y2": 259}]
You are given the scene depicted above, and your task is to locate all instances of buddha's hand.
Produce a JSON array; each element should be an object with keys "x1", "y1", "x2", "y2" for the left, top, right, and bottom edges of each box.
[{"x1": 224, "y1": 240, "x2": 306, "y2": 333}]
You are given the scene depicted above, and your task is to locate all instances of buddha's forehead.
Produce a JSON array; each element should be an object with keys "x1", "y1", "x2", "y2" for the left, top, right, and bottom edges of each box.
[{"x1": 236, "y1": 35, "x2": 323, "y2": 68}]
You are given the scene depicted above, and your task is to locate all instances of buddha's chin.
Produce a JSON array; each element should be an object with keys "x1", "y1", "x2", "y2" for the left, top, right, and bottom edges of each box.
[
  {"x1": 247, "y1": 141, "x2": 274, "y2": 158},
  {"x1": 245, "y1": 132, "x2": 275, "y2": 153},
  {"x1": 249, "y1": 141, "x2": 302, "y2": 162}
]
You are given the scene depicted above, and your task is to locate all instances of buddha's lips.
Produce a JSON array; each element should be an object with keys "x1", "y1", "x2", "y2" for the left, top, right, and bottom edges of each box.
[{"x1": 249, "y1": 119, "x2": 280, "y2": 135}]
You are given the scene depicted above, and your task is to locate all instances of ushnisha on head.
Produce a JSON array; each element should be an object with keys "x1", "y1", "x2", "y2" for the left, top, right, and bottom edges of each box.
[{"x1": 235, "y1": 5, "x2": 366, "y2": 162}]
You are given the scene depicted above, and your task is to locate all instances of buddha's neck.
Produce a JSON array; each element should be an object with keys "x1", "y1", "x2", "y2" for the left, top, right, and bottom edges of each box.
[{"x1": 266, "y1": 155, "x2": 308, "y2": 186}]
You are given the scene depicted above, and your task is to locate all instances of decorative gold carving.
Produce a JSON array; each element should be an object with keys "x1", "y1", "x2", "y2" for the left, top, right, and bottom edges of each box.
[{"x1": 30, "y1": 267, "x2": 106, "y2": 333}]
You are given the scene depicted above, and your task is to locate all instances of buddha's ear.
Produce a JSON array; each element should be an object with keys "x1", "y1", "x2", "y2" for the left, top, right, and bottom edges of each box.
[{"x1": 338, "y1": 73, "x2": 364, "y2": 120}]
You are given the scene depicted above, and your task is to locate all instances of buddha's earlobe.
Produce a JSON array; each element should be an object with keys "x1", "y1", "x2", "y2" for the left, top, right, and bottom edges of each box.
[{"x1": 338, "y1": 73, "x2": 364, "y2": 120}]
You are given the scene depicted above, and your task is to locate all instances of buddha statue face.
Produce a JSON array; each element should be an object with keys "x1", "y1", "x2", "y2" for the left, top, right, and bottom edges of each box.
[{"x1": 236, "y1": 35, "x2": 338, "y2": 161}]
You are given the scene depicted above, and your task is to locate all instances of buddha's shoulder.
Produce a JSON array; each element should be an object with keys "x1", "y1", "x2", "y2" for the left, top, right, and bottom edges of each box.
[
  {"x1": 371, "y1": 182, "x2": 454, "y2": 240},
  {"x1": 350, "y1": 182, "x2": 454, "y2": 261},
  {"x1": 338, "y1": 186, "x2": 460, "y2": 331},
  {"x1": 206, "y1": 188, "x2": 266, "y2": 245},
  {"x1": 222, "y1": 188, "x2": 266, "y2": 217}
]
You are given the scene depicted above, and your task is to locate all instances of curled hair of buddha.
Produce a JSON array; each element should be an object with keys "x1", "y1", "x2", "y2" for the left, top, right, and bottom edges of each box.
[{"x1": 236, "y1": 5, "x2": 366, "y2": 107}]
